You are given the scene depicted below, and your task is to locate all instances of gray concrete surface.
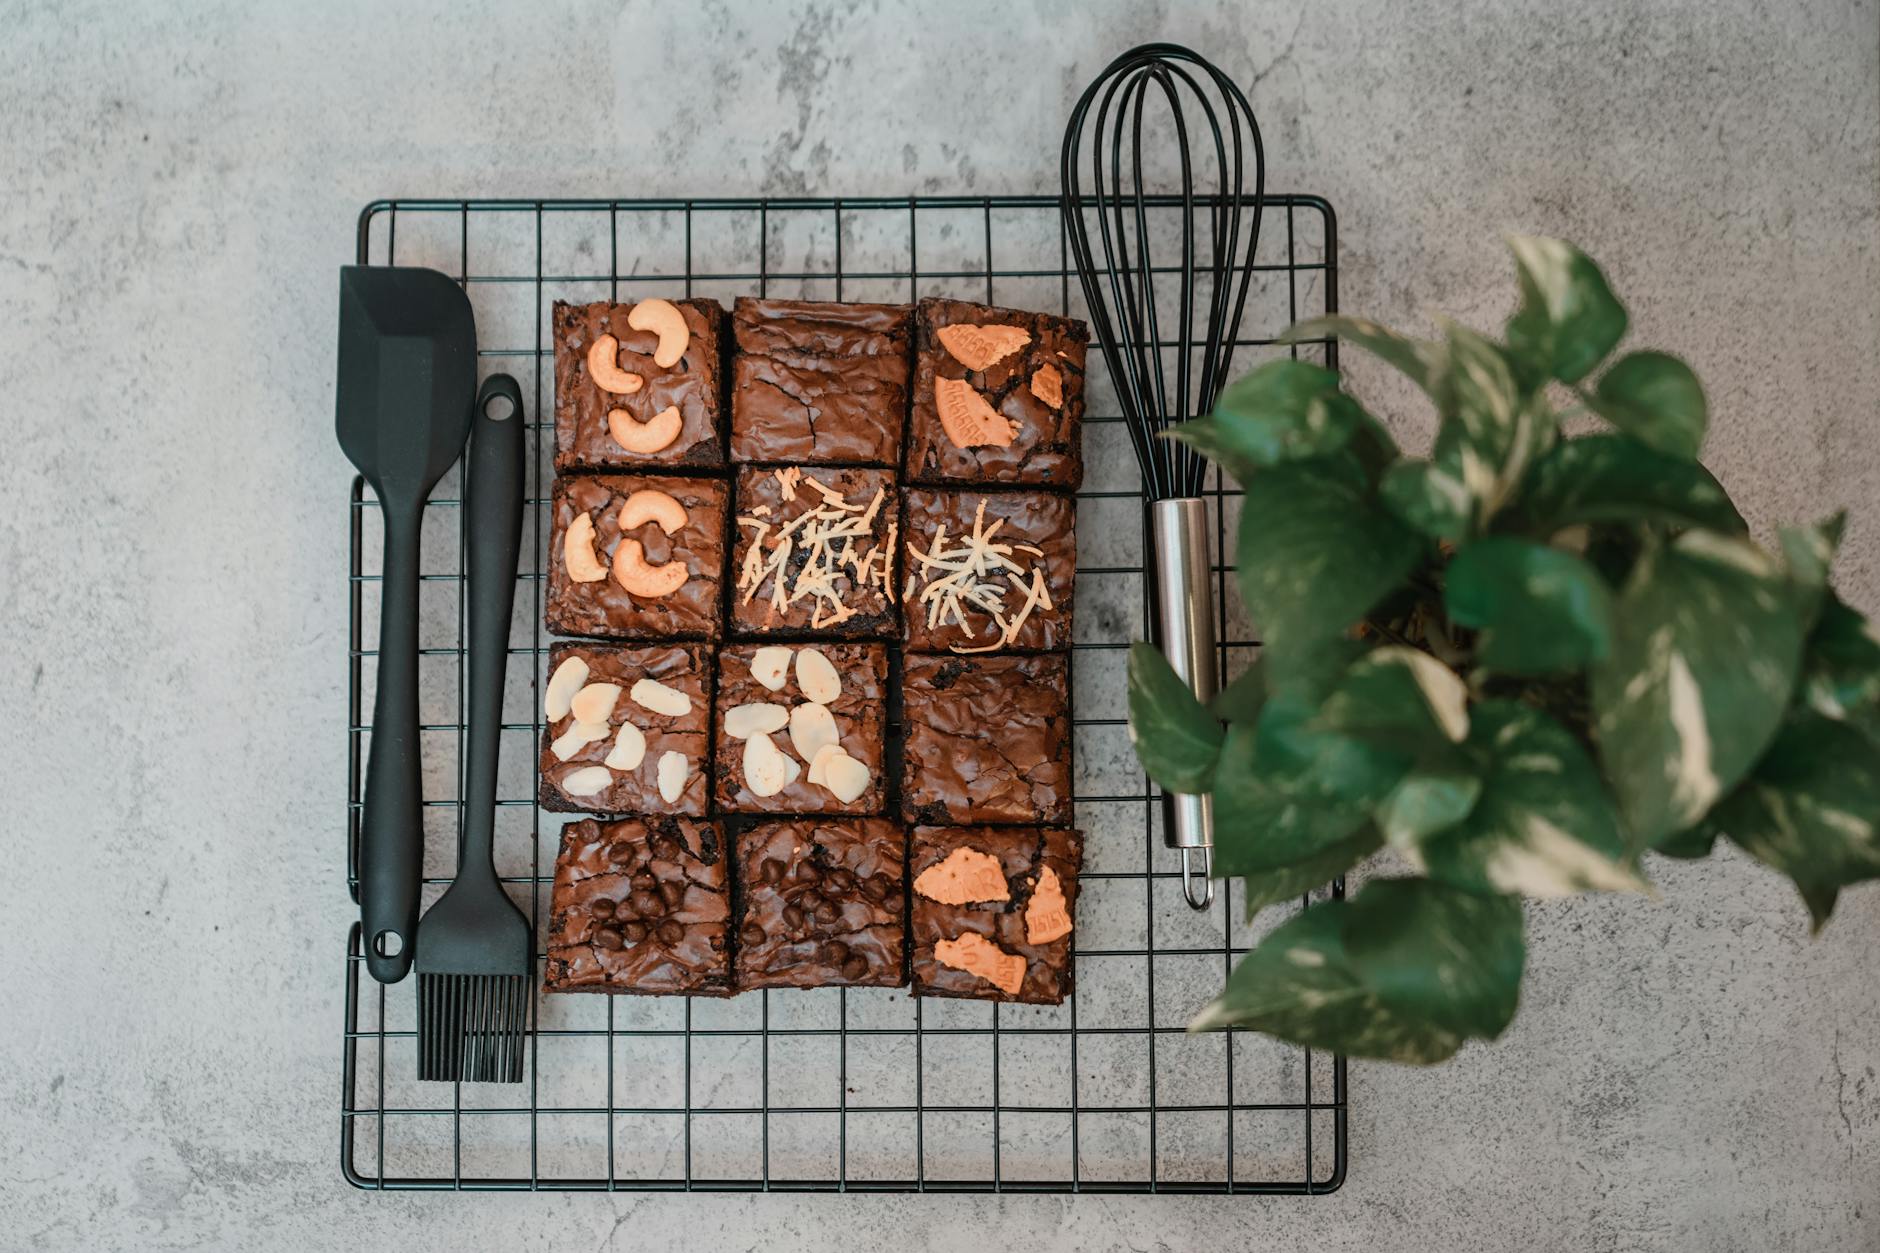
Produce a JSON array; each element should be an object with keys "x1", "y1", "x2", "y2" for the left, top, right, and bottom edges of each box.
[{"x1": 3, "y1": 0, "x2": 1878, "y2": 1248}]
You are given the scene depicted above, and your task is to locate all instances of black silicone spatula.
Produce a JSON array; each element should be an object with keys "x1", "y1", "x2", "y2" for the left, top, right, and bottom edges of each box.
[
  {"x1": 336, "y1": 265, "x2": 477, "y2": 983},
  {"x1": 416, "y1": 374, "x2": 532, "y2": 1083}
]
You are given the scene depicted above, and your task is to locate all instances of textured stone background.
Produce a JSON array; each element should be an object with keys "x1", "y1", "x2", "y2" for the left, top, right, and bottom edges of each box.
[{"x1": 3, "y1": 0, "x2": 1877, "y2": 1248}]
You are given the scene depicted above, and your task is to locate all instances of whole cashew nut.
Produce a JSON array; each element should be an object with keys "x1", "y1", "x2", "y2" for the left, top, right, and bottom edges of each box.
[
  {"x1": 606, "y1": 404, "x2": 683, "y2": 455},
  {"x1": 563, "y1": 511, "x2": 608, "y2": 583},
  {"x1": 626, "y1": 298, "x2": 691, "y2": 369},
  {"x1": 617, "y1": 488, "x2": 690, "y2": 536},
  {"x1": 585, "y1": 334, "x2": 645, "y2": 395},
  {"x1": 612, "y1": 537, "x2": 689, "y2": 598}
]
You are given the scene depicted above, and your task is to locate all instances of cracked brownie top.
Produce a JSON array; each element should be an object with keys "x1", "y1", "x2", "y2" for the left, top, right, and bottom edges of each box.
[
  {"x1": 730, "y1": 297, "x2": 910, "y2": 466},
  {"x1": 900, "y1": 653, "x2": 1072, "y2": 826}
]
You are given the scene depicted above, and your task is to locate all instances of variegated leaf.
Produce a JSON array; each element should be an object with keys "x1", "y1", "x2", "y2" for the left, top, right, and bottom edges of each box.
[{"x1": 1343, "y1": 878, "x2": 1526, "y2": 1043}]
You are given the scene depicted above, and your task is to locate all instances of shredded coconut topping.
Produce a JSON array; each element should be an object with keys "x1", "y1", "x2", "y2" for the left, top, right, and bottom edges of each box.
[
  {"x1": 736, "y1": 469, "x2": 896, "y2": 630},
  {"x1": 905, "y1": 498, "x2": 1053, "y2": 652}
]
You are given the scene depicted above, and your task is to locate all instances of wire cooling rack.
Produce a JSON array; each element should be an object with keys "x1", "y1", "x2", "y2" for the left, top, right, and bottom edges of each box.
[{"x1": 341, "y1": 194, "x2": 1346, "y2": 1193}]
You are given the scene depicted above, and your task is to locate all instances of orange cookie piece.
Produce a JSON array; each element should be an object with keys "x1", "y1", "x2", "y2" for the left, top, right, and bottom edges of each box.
[
  {"x1": 933, "y1": 932, "x2": 1026, "y2": 996},
  {"x1": 1024, "y1": 866, "x2": 1072, "y2": 944},
  {"x1": 934, "y1": 377, "x2": 1016, "y2": 450},
  {"x1": 936, "y1": 322, "x2": 1032, "y2": 372},
  {"x1": 913, "y1": 846, "x2": 1010, "y2": 905},
  {"x1": 1029, "y1": 362, "x2": 1063, "y2": 409}
]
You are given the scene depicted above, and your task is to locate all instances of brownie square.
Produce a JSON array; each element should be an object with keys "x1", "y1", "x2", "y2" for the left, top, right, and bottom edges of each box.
[
  {"x1": 910, "y1": 826, "x2": 1082, "y2": 1004},
  {"x1": 901, "y1": 653, "x2": 1071, "y2": 826},
  {"x1": 553, "y1": 298, "x2": 725, "y2": 472},
  {"x1": 544, "y1": 816, "x2": 731, "y2": 996},
  {"x1": 906, "y1": 297, "x2": 1087, "y2": 489},
  {"x1": 731, "y1": 466, "x2": 899, "y2": 638},
  {"x1": 546, "y1": 474, "x2": 727, "y2": 640},
  {"x1": 902, "y1": 488, "x2": 1075, "y2": 653},
  {"x1": 715, "y1": 642, "x2": 888, "y2": 815},
  {"x1": 734, "y1": 819, "x2": 908, "y2": 989},
  {"x1": 729, "y1": 298, "x2": 910, "y2": 466},
  {"x1": 538, "y1": 643, "x2": 711, "y2": 816}
]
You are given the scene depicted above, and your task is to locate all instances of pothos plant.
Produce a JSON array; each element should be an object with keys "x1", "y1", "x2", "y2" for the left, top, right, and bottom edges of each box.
[{"x1": 1127, "y1": 236, "x2": 1880, "y2": 1064}]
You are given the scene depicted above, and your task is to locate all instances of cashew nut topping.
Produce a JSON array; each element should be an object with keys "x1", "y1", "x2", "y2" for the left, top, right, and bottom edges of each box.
[
  {"x1": 585, "y1": 334, "x2": 645, "y2": 395},
  {"x1": 563, "y1": 512, "x2": 608, "y2": 583},
  {"x1": 611, "y1": 537, "x2": 688, "y2": 599},
  {"x1": 626, "y1": 298, "x2": 691, "y2": 368},
  {"x1": 616, "y1": 488, "x2": 690, "y2": 536},
  {"x1": 606, "y1": 404, "x2": 683, "y2": 455}
]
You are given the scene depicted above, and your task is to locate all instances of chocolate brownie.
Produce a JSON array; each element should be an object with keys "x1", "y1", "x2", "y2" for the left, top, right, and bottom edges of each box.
[
  {"x1": 901, "y1": 653, "x2": 1072, "y2": 826},
  {"x1": 715, "y1": 642, "x2": 888, "y2": 815},
  {"x1": 910, "y1": 826, "x2": 1081, "y2": 1004},
  {"x1": 732, "y1": 466, "x2": 899, "y2": 638},
  {"x1": 546, "y1": 474, "x2": 726, "y2": 640},
  {"x1": 905, "y1": 297, "x2": 1087, "y2": 489},
  {"x1": 538, "y1": 643, "x2": 711, "y2": 816},
  {"x1": 729, "y1": 298, "x2": 910, "y2": 465},
  {"x1": 544, "y1": 817, "x2": 731, "y2": 995},
  {"x1": 902, "y1": 488, "x2": 1075, "y2": 653},
  {"x1": 553, "y1": 298, "x2": 725, "y2": 472},
  {"x1": 734, "y1": 819, "x2": 908, "y2": 989}
]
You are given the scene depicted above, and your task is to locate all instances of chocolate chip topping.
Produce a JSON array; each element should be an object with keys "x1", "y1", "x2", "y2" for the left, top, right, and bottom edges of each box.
[{"x1": 733, "y1": 819, "x2": 909, "y2": 990}]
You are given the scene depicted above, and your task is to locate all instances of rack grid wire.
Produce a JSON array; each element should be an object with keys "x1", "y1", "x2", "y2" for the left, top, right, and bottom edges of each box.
[{"x1": 340, "y1": 194, "x2": 1347, "y2": 1194}]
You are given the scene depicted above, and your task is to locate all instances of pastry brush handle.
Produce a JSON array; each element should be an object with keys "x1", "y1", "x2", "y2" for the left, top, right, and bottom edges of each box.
[
  {"x1": 461, "y1": 376, "x2": 525, "y2": 883},
  {"x1": 1149, "y1": 497, "x2": 1217, "y2": 910}
]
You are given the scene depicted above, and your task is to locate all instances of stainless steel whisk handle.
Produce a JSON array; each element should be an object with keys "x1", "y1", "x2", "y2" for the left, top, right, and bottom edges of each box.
[{"x1": 1149, "y1": 497, "x2": 1218, "y2": 910}]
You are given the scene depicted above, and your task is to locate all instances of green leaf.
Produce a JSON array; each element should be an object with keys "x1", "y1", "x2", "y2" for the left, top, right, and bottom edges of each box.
[
  {"x1": 1126, "y1": 641, "x2": 1223, "y2": 794},
  {"x1": 1416, "y1": 702, "x2": 1642, "y2": 898},
  {"x1": 1238, "y1": 826, "x2": 1384, "y2": 919},
  {"x1": 1509, "y1": 434, "x2": 1745, "y2": 536},
  {"x1": 1779, "y1": 512, "x2": 1845, "y2": 627},
  {"x1": 1590, "y1": 531, "x2": 1807, "y2": 851},
  {"x1": 1654, "y1": 818, "x2": 1719, "y2": 860},
  {"x1": 1800, "y1": 592, "x2": 1880, "y2": 741},
  {"x1": 1209, "y1": 660, "x2": 1268, "y2": 723},
  {"x1": 1168, "y1": 360, "x2": 1365, "y2": 481},
  {"x1": 1235, "y1": 458, "x2": 1424, "y2": 654},
  {"x1": 1342, "y1": 878, "x2": 1526, "y2": 1041},
  {"x1": 1504, "y1": 235, "x2": 1627, "y2": 384},
  {"x1": 1444, "y1": 537, "x2": 1614, "y2": 673},
  {"x1": 1710, "y1": 713, "x2": 1880, "y2": 930},
  {"x1": 1315, "y1": 645, "x2": 1471, "y2": 748},
  {"x1": 1375, "y1": 764, "x2": 1483, "y2": 849},
  {"x1": 1190, "y1": 899, "x2": 1465, "y2": 1064},
  {"x1": 1431, "y1": 324, "x2": 1557, "y2": 521},
  {"x1": 1381, "y1": 459, "x2": 1474, "y2": 543},
  {"x1": 1281, "y1": 315, "x2": 1436, "y2": 389},
  {"x1": 1588, "y1": 351, "x2": 1707, "y2": 458}
]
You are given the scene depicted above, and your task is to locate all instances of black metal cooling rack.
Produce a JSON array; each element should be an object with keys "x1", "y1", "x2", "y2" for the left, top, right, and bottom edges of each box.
[{"x1": 340, "y1": 194, "x2": 1347, "y2": 1193}]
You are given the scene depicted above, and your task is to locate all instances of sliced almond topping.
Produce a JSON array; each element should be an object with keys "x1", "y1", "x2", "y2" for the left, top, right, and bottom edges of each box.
[
  {"x1": 742, "y1": 731, "x2": 799, "y2": 798},
  {"x1": 821, "y1": 752, "x2": 871, "y2": 804},
  {"x1": 604, "y1": 721, "x2": 646, "y2": 771},
  {"x1": 914, "y1": 847, "x2": 1011, "y2": 905},
  {"x1": 936, "y1": 322, "x2": 1032, "y2": 371},
  {"x1": 805, "y1": 742, "x2": 844, "y2": 787},
  {"x1": 656, "y1": 750, "x2": 688, "y2": 804},
  {"x1": 934, "y1": 377, "x2": 1016, "y2": 450},
  {"x1": 749, "y1": 646, "x2": 793, "y2": 691},
  {"x1": 723, "y1": 702, "x2": 789, "y2": 740},
  {"x1": 569, "y1": 682, "x2": 623, "y2": 726},
  {"x1": 627, "y1": 298, "x2": 690, "y2": 369},
  {"x1": 1029, "y1": 362, "x2": 1063, "y2": 409},
  {"x1": 630, "y1": 678, "x2": 693, "y2": 718},
  {"x1": 933, "y1": 932, "x2": 1026, "y2": 996},
  {"x1": 795, "y1": 647, "x2": 841, "y2": 705},
  {"x1": 559, "y1": 765, "x2": 613, "y2": 797},
  {"x1": 544, "y1": 655, "x2": 590, "y2": 721},
  {"x1": 549, "y1": 720, "x2": 609, "y2": 762},
  {"x1": 788, "y1": 701, "x2": 839, "y2": 762},
  {"x1": 585, "y1": 334, "x2": 644, "y2": 395},
  {"x1": 563, "y1": 512, "x2": 608, "y2": 583},
  {"x1": 1024, "y1": 866, "x2": 1073, "y2": 944}
]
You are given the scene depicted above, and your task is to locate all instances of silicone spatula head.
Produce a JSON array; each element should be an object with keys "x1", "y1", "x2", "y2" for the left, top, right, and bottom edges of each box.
[{"x1": 336, "y1": 265, "x2": 477, "y2": 503}]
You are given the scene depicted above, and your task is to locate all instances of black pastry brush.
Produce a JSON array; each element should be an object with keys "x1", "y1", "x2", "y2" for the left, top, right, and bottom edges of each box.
[{"x1": 416, "y1": 375, "x2": 532, "y2": 1083}]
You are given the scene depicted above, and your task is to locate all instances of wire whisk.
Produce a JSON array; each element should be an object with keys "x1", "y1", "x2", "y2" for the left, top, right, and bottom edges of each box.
[{"x1": 1061, "y1": 43, "x2": 1268, "y2": 909}]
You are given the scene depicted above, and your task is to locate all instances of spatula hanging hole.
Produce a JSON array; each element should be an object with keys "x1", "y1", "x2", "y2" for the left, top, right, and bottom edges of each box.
[
  {"x1": 373, "y1": 929, "x2": 405, "y2": 958},
  {"x1": 483, "y1": 393, "x2": 516, "y2": 422}
]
